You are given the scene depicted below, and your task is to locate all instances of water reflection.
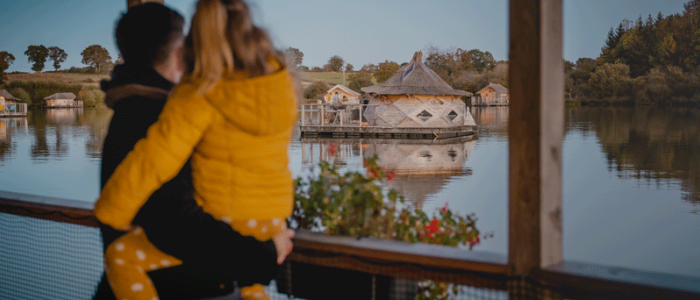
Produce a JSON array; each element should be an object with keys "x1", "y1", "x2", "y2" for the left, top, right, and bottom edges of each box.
[
  {"x1": 0, "y1": 118, "x2": 28, "y2": 161},
  {"x1": 23, "y1": 109, "x2": 111, "y2": 163},
  {"x1": 300, "y1": 136, "x2": 476, "y2": 209},
  {"x1": 471, "y1": 106, "x2": 508, "y2": 138},
  {"x1": 568, "y1": 107, "x2": 700, "y2": 210}
]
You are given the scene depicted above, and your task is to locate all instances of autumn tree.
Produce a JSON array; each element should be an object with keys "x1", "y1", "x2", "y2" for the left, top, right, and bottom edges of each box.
[
  {"x1": 81, "y1": 45, "x2": 112, "y2": 73},
  {"x1": 373, "y1": 60, "x2": 399, "y2": 83},
  {"x1": 345, "y1": 64, "x2": 354, "y2": 72},
  {"x1": 327, "y1": 55, "x2": 344, "y2": 72},
  {"x1": 348, "y1": 72, "x2": 373, "y2": 93},
  {"x1": 0, "y1": 51, "x2": 15, "y2": 84},
  {"x1": 285, "y1": 47, "x2": 304, "y2": 68},
  {"x1": 24, "y1": 45, "x2": 49, "y2": 72},
  {"x1": 48, "y1": 46, "x2": 68, "y2": 71}
]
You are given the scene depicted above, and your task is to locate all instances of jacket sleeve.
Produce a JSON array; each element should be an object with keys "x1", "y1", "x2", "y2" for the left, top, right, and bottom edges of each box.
[{"x1": 94, "y1": 86, "x2": 214, "y2": 230}]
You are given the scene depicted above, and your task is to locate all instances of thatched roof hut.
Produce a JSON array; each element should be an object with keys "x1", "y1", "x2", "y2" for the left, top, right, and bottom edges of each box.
[
  {"x1": 361, "y1": 51, "x2": 476, "y2": 128},
  {"x1": 362, "y1": 52, "x2": 471, "y2": 97},
  {"x1": 0, "y1": 90, "x2": 20, "y2": 104}
]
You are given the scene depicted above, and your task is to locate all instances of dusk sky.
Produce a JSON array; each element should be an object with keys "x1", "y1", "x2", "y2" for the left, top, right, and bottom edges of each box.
[{"x1": 0, "y1": 0, "x2": 692, "y2": 73}]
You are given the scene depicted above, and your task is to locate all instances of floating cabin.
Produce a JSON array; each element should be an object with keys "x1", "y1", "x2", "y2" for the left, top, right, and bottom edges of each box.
[
  {"x1": 44, "y1": 93, "x2": 83, "y2": 108},
  {"x1": 361, "y1": 51, "x2": 476, "y2": 130},
  {"x1": 323, "y1": 84, "x2": 361, "y2": 104},
  {"x1": 473, "y1": 83, "x2": 509, "y2": 106},
  {"x1": 0, "y1": 90, "x2": 27, "y2": 117}
]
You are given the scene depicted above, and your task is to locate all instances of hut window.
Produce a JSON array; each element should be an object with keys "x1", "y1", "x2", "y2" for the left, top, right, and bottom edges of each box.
[
  {"x1": 417, "y1": 110, "x2": 433, "y2": 122},
  {"x1": 402, "y1": 62, "x2": 415, "y2": 80},
  {"x1": 447, "y1": 110, "x2": 458, "y2": 121}
]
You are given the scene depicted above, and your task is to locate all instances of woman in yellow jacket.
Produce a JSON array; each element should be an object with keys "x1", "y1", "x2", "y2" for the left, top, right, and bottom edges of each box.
[{"x1": 94, "y1": 1, "x2": 297, "y2": 299}]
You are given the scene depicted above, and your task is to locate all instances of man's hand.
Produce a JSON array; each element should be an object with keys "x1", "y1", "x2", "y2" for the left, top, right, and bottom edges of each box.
[{"x1": 272, "y1": 229, "x2": 294, "y2": 265}]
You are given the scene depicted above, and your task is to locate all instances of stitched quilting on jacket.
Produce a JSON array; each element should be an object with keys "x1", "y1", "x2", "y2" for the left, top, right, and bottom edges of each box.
[{"x1": 95, "y1": 68, "x2": 298, "y2": 229}]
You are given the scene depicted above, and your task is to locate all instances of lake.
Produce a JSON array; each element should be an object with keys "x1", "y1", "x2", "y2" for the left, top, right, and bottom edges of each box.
[{"x1": 0, "y1": 106, "x2": 698, "y2": 279}]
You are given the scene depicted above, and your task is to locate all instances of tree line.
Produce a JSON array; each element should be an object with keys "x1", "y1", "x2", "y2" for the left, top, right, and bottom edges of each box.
[
  {"x1": 0, "y1": 44, "x2": 113, "y2": 84},
  {"x1": 567, "y1": 0, "x2": 700, "y2": 105},
  {"x1": 287, "y1": 46, "x2": 506, "y2": 100}
]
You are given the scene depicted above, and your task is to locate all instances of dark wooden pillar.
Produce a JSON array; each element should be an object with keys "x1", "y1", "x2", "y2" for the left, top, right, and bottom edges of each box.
[
  {"x1": 127, "y1": 0, "x2": 164, "y2": 9},
  {"x1": 508, "y1": 0, "x2": 564, "y2": 281}
]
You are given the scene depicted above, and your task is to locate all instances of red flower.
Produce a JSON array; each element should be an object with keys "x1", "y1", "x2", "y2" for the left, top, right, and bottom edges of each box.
[
  {"x1": 441, "y1": 202, "x2": 449, "y2": 213},
  {"x1": 386, "y1": 170, "x2": 396, "y2": 181},
  {"x1": 425, "y1": 218, "x2": 440, "y2": 235}
]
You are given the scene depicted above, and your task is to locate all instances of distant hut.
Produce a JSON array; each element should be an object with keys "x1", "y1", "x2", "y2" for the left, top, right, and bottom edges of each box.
[
  {"x1": 361, "y1": 51, "x2": 475, "y2": 128},
  {"x1": 44, "y1": 93, "x2": 79, "y2": 107},
  {"x1": 323, "y1": 84, "x2": 361, "y2": 104},
  {"x1": 473, "y1": 83, "x2": 509, "y2": 106},
  {"x1": 0, "y1": 90, "x2": 21, "y2": 105}
]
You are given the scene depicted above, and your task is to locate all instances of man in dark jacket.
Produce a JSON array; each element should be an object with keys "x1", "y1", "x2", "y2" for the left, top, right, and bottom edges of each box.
[{"x1": 93, "y1": 4, "x2": 292, "y2": 299}]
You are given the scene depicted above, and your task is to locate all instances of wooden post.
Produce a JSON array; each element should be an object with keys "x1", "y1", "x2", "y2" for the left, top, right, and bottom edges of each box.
[
  {"x1": 508, "y1": 0, "x2": 564, "y2": 284},
  {"x1": 127, "y1": 0, "x2": 163, "y2": 9},
  {"x1": 301, "y1": 104, "x2": 306, "y2": 126}
]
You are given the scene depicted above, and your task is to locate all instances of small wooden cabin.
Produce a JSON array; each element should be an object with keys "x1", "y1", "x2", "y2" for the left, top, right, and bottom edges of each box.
[
  {"x1": 361, "y1": 51, "x2": 476, "y2": 128},
  {"x1": 323, "y1": 84, "x2": 361, "y2": 104},
  {"x1": 44, "y1": 93, "x2": 81, "y2": 107},
  {"x1": 473, "y1": 83, "x2": 509, "y2": 106},
  {"x1": 0, "y1": 90, "x2": 21, "y2": 106}
]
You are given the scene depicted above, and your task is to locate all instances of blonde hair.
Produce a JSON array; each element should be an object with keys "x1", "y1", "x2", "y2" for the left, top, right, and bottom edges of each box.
[{"x1": 186, "y1": 0, "x2": 286, "y2": 95}]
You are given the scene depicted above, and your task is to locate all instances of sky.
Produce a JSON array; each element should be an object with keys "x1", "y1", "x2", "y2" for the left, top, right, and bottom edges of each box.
[{"x1": 0, "y1": 0, "x2": 693, "y2": 73}]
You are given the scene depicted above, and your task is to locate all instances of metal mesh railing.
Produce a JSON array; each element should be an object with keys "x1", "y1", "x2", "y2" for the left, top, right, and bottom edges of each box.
[{"x1": 0, "y1": 212, "x2": 103, "y2": 300}]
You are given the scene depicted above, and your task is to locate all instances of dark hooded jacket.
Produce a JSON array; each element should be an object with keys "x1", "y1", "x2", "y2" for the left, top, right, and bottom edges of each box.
[{"x1": 93, "y1": 64, "x2": 278, "y2": 299}]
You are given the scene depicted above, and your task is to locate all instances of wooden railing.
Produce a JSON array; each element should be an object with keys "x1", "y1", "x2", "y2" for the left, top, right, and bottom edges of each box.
[
  {"x1": 2, "y1": 190, "x2": 700, "y2": 299},
  {"x1": 300, "y1": 103, "x2": 376, "y2": 126}
]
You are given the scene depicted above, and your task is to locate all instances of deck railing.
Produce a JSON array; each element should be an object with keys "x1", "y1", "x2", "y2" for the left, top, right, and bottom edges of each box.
[
  {"x1": 300, "y1": 103, "x2": 376, "y2": 127},
  {"x1": 1, "y1": 190, "x2": 699, "y2": 300}
]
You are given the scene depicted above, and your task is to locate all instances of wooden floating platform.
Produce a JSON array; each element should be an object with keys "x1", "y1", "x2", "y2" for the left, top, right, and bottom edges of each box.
[
  {"x1": 0, "y1": 112, "x2": 27, "y2": 118},
  {"x1": 299, "y1": 125, "x2": 477, "y2": 139},
  {"x1": 300, "y1": 133, "x2": 478, "y2": 145}
]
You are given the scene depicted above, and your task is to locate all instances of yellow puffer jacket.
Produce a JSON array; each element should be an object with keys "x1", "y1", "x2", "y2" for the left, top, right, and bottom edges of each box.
[{"x1": 94, "y1": 68, "x2": 298, "y2": 230}]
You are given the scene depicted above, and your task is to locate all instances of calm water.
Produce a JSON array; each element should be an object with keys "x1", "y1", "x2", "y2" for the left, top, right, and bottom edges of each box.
[{"x1": 0, "y1": 107, "x2": 698, "y2": 278}]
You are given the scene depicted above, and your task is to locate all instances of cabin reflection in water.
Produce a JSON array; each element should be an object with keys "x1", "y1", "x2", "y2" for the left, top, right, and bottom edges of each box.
[
  {"x1": 300, "y1": 136, "x2": 476, "y2": 209},
  {"x1": 0, "y1": 118, "x2": 28, "y2": 160}
]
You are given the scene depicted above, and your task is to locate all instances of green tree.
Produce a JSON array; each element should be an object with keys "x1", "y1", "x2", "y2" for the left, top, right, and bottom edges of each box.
[
  {"x1": 5, "y1": 87, "x2": 30, "y2": 103},
  {"x1": 360, "y1": 64, "x2": 377, "y2": 72},
  {"x1": 285, "y1": 47, "x2": 303, "y2": 68},
  {"x1": 327, "y1": 55, "x2": 344, "y2": 72},
  {"x1": 467, "y1": 49, "x2": 495, "y2": 73},
  {"x1": 348, "y1": 72, "x2": 373, "y2": 93},
  {"x1": 81, "y1": 45, "x2": 112, "y2": 73},
  {"x1": 0, "y1": 51, "x2": 15, "y2": 84},
  {"x1": 304, "y1": 81, "x2": 329, "y2": 100},
  {"x1": 589, "y1": 63, "x2": 632, "y2": 102},
  {"x1": 345, "y1": 64, "x2": 354, "y2": 72},
  {"x1": 47, "y1": 46, "x2": 68, "y2": 71},
  {"x1": 24, "y1": 45, "x2": 49, "y2": 72},
  {"x1": 373, "y1": 60, "x2": 399, "y2": 83}
]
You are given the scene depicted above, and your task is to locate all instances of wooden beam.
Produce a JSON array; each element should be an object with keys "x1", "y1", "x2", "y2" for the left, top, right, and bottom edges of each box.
[
  {"x1": 508, "y1": 0, "x2": 564, "y2": 278},
  {"x1": 127, "y1": 0, "x2": 164, "y2": 9}
]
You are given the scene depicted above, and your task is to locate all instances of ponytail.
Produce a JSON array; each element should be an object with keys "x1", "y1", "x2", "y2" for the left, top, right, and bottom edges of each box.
[{"x1": 187, "y1": 0, "x2": 286, "y2": 95}]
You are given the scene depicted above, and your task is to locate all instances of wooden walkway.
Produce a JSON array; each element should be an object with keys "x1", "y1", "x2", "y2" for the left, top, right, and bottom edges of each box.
[{"x1": 0, "y1": 112, "x2": 27, "y2": 117}]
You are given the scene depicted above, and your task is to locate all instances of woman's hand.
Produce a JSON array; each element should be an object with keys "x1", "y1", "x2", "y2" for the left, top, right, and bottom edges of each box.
[{"x1": 272, "y1": 229, "x2": 294, "y2": 265}]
